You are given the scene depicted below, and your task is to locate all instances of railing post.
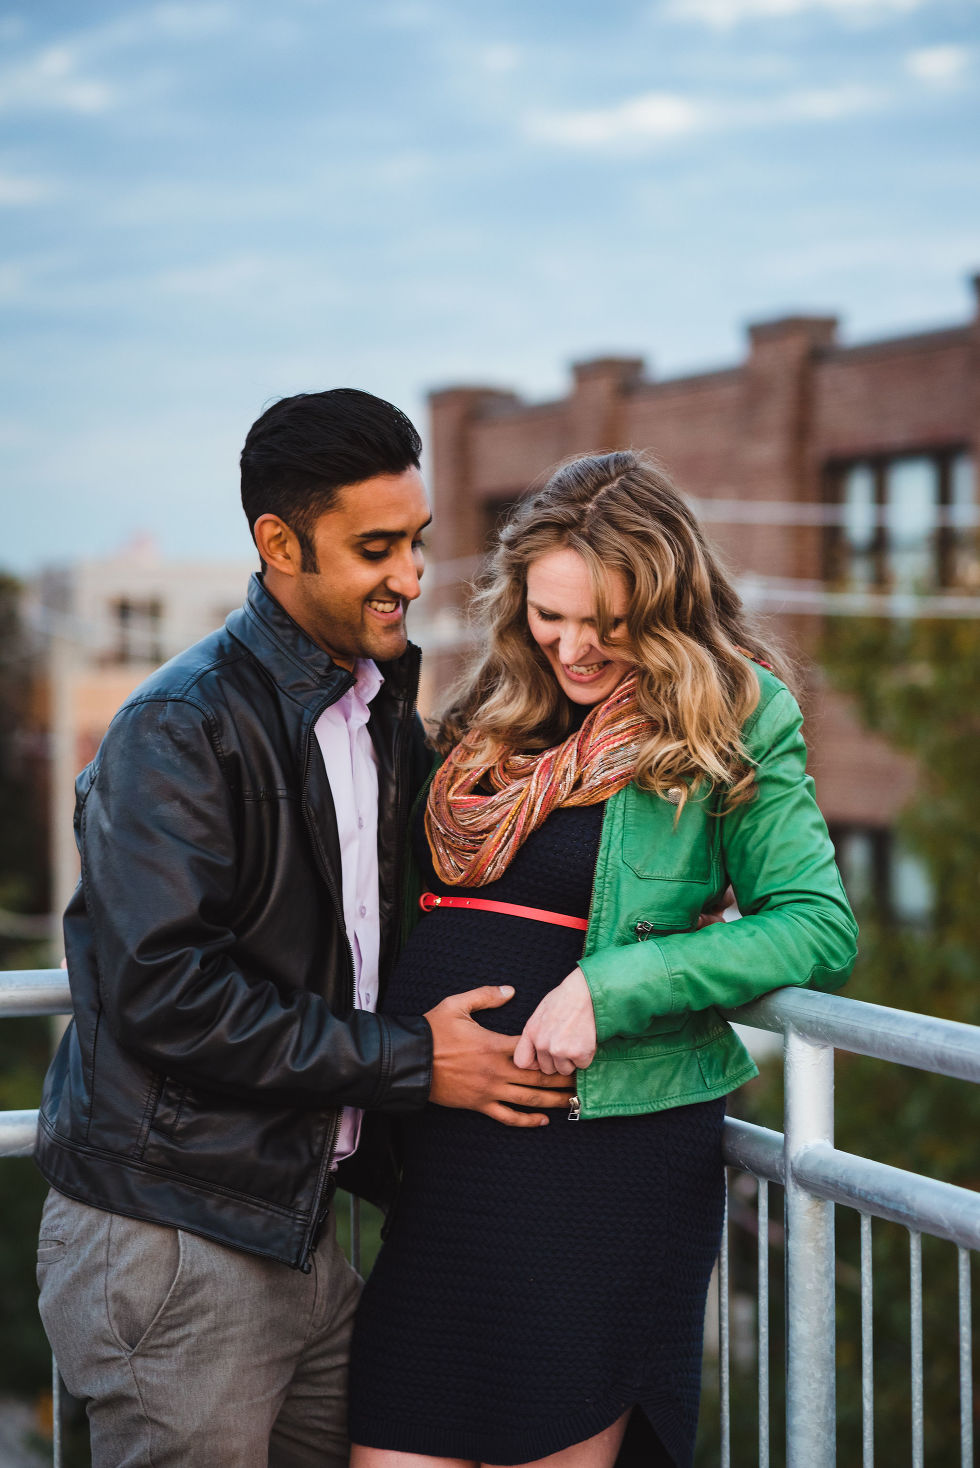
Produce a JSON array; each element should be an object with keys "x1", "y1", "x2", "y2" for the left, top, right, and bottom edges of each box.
[{"x1": 784, "y1": 1028, "x2": 836, "y2": 1467}]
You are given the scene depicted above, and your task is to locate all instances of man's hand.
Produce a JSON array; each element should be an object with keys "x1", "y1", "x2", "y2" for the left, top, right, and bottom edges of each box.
[
  {"x1": 698, "y1": 886, "x2": 737, "y2": 927},
  {"x1": 425, "y1": 985, "x2": 573, "y2": 1127},
  {"x1": 513, "y1": 967, "x2": 597, "y2": 1077}
]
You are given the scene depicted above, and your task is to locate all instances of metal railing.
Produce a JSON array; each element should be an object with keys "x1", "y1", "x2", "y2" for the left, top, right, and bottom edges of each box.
[
  {"x1": 718, "y1": 986, "x2": 979, "y2": 1468},
  {"x1": 2, "y1": 970, "x2": 979, "y2": 1465}
]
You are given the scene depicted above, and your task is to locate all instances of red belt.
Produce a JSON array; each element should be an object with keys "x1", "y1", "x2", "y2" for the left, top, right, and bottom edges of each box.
[{"x1": 419, "y1": 892, "x2": 588, "y2": 932}]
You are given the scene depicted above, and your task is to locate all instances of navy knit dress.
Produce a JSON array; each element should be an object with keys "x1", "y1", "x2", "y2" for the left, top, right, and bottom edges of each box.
[{"x1": 348, "y1": 802, "x2": 726, "y2": 1468}]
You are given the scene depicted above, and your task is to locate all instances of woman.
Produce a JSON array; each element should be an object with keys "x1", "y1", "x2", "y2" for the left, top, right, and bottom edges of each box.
[{"x1": 348, "y1": 451, "x2": 857, "y2": 1468}]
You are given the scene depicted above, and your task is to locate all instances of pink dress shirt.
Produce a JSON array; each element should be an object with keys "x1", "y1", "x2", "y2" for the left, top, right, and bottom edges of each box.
[{"x1": 312, "y1": 658, "x2": 383, "y2": 1167}]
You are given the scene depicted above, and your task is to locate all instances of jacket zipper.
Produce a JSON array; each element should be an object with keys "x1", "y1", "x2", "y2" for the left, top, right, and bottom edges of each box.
[
  {"x1": 298, "y1": 1107, "x2": 343, "y2": 1272},
  {"x1": 635, "y1": 918, "x2": 693, "y2": 939}
]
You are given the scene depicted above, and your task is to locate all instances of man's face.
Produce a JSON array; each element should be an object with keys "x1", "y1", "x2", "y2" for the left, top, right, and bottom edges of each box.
[{"x1": 273, "y1": 467, "x2": 431, "y2": 668}]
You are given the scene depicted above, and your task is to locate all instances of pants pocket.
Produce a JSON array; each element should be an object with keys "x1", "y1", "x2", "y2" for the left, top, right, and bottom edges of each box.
[
  {"x1": 105, "y1": 1213, "x2": 185, "y2": 1355},
  {"x1": 36, "y1": 1187, "x2": 87, "y2": 1267}
]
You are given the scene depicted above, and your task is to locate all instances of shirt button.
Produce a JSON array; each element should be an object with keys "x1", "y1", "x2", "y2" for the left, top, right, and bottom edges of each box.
[
  {"x1": 357, "y1": 816, "x2": 365, "y2": 829},
  {"x1": 359, "y1": 904, "x2": 367, "y2": 917}
]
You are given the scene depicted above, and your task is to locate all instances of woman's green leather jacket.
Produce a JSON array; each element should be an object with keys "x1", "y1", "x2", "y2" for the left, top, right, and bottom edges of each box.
[
  {"x1": 575, "y1": 667, "x2": 857, "y2": 1119},
  {"x1": 406, "y1": 664, "x2": 857, "y2": 1122}
]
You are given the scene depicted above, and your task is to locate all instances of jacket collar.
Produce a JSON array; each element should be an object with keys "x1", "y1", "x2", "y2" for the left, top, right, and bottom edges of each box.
[{"x1": 226, "y1": 572, "x2": 420, "y2": 710}]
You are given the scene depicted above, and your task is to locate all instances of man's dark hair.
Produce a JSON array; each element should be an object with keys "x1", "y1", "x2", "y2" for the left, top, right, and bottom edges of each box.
[{"x1": 240, "y1": 388, "x2": 423, "y2": 571}]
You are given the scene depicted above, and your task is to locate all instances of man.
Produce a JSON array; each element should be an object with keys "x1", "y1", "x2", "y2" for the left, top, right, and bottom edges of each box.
[{"x1": 34, "y1": 389, "x2": 569, "y2": 1468}]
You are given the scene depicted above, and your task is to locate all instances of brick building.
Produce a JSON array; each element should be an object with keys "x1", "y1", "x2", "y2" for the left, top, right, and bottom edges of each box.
[{"x1": 425, "y1": 276, "x2": 980, "y2": 923}]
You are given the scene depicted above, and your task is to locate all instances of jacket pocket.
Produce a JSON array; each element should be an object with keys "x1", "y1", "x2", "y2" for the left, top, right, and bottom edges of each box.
[
  {"x1": 149, "y1": 1074, "x2": 188, "y2": 1139},
  {"x1": 621, "y1": 784, "x2": 713, "y2": 884},
  {"x1": 141, "y1": 1086, "x2": 328, "y2": 1213}
]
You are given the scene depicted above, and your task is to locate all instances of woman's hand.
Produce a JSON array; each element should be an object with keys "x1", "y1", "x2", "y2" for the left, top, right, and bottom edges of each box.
[{"x1": 514, "y1": 967, "x2": 597, "y2": 1076}]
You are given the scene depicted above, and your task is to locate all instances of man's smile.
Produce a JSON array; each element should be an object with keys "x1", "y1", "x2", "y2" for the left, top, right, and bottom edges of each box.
[{"x1": 366, "y1": 596, "x2": 405, "y2": 623}]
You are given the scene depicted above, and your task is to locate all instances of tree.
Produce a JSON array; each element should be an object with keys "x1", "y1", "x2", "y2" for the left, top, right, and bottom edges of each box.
[
  {"x1": 819, "y1": 615, "x2": 979, "y2": 1463},
  {"x1": 0, "y1": 575, "x2": 60, "y2": 1453}
]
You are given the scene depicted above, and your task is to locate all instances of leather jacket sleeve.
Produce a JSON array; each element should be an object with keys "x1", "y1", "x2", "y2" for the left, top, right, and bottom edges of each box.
[{"x1": 73, "y1": 696, "x2": 432, "y2": 1111}]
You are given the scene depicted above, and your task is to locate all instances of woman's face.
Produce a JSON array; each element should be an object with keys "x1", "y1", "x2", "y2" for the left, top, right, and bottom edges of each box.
[{"x1": 525, "y1": 547, "x2": 633, "y2": 706}]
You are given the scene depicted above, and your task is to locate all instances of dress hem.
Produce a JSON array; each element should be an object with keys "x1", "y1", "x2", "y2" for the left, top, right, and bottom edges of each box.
[{"x1": 349, "y1": 1397, "x2": 640, "y2": 1466}]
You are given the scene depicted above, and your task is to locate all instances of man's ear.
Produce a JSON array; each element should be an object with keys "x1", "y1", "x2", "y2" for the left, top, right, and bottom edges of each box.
[{"x1": 253, "y1": 514, "x2": 301, "y2": 577}]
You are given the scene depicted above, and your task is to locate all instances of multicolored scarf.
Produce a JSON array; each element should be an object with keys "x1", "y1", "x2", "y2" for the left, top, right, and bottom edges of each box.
[{"x1": 425, "y1": 671, "x2": 649, "y2": 887}]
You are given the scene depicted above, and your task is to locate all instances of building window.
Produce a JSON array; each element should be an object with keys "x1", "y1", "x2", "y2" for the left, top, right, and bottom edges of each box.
[
  {"x1": 827, "y1": 449, "x2": 976, "y2": 592},
  {"x1": 830, "y1": 824, "x2": 933, "y2": 925},
  {"x1": 950, "y1": 453, "x2": 979, "y2": 589},
  {"x1": 109, "y1": 597, "x2": 163, "y2": 664}
]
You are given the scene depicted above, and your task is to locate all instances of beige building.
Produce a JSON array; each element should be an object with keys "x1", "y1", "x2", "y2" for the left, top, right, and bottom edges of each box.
[{"x1": 29, "y1": 537, "x2": 255, "y2": 923}]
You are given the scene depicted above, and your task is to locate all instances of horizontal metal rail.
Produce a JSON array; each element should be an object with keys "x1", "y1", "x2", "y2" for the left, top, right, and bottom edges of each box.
[
  {"x1": 720, "y1": 1116, "x2": 785, "y2": 1184},
  {"x1": 1, "y1": 1109, "x2": 43, "y2": 1157},
  {"x1": 795, "y1": 1140, "x2": 980, "y2": 1251},
  {"x1": 0, "y1": 968, "x2": 71, "y2": 1017},
  {"x1": 727, "y1": 986, "x2": 980, "y2": 1082},
  {"x1": 1, "y1": 971, "x2": 71, "y2": 1160},
  {"x1": 721, "y1": 1118, "x2": 980, "y2": 1249}
]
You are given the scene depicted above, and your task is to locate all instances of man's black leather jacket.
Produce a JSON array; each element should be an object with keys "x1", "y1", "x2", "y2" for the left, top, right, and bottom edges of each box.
[{"x1": 35, "y1": 574, "x2": 434, "y2": 1270}]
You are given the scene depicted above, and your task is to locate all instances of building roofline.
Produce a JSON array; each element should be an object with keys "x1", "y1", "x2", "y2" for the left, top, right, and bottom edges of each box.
[
  {"x1": 430, "y1": 308, "x2": 975, "y2": 424},
  {"x1": 816, "y1": 323, "x2": 971, "y2": 364}
]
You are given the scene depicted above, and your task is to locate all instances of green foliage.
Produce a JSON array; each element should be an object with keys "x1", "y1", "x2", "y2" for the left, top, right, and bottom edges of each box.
[
  {"x1": 823, "y1": 616, "x2": 980, "y2": 984},
  {"x1": 0, "y1": 1016, "x2": 57, "y2": 1403},
  {"x1": 0, "y1": 574, "x2": 47, "y2": 960},
  {"x1": 0, "y1": 574, "x2": 55, "y2": 1449},
  {"x1": 821, "y1": 616, "x2": 980, "y2": 1463}
]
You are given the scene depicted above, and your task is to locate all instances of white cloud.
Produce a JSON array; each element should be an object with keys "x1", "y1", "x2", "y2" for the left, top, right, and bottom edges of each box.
[
  {"x1": 0, "y1": 172, "x2": 51, "y2": 206},
  {"x1": 528, "y1": 91, "x2": 707, "y2": 147},
  {"x1": 0, "y1": 45, "x2": 114, "y2": 115},
  {"x1": 0, "y1": 260, "x2": 33, "y2": 304},
  {"x1": 155, "y1": 256, "x2": 273, "y2": 298},
  {"x1": 375, "y1": 2, "x2": 441, "y2": 28},
  {"x1": 777, "y1": 84, "x2": 883, "y2": 119},
  {"x1": 0, "y1": 5, "x2": 240, "y2": 119},
  {"x1": 479, "y1": 43, "x2": 523, "y2": 75},
  {"x1": 905, "y1": 44, "x2": 972, "y2": 83},
  {"x1": 147, "y1": 3, "x2": 239, "y2": 39},
  {"x1": 149, "y1": 253, "x2": 349, "y2": 316},
  {"x1": 84, "y1": 1, "x2": 239, "y2": 50},
  {"x1": 526, "y1": 83, "x2": 885, "y2": 151},
  {"x1": 663, "y1": 0, "x2": 924, "y2": 29}
]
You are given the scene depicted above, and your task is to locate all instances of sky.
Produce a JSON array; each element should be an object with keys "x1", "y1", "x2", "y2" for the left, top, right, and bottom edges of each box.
[{"x1": 1, "y1": 0, "x2": 978, "y2": 573}]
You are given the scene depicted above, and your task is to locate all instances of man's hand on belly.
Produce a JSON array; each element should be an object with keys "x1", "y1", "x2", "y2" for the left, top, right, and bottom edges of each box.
[{"x1": 424, "y1": 985, "x2": 573, "y2": 1127}]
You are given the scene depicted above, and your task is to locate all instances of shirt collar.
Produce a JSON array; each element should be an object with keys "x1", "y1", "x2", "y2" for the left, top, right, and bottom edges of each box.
[{"x1": 352, "y1": 658, "x2": 384, "y2": 707}]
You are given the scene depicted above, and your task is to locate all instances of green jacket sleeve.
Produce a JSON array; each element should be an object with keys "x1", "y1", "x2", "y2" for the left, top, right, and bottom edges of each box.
[{"x1": 580, "y1": 685, "x2": 858, "y2": 1043}]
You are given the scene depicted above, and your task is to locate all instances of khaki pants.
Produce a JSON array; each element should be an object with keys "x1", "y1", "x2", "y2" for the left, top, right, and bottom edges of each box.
[{"x1": 36, "y1": 1187, "x2": 361, "y2": 1468}]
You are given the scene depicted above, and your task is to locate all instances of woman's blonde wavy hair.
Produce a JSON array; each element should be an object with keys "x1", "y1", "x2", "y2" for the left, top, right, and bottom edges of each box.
[{"x1": 434, "y1": 450, "x2": 788, "y2": 809}]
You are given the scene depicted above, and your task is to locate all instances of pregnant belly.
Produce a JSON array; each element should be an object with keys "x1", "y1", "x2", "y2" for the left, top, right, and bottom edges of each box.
[{"x1": 383, "y1": 908, "x2": 588, "y2": 1033}]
